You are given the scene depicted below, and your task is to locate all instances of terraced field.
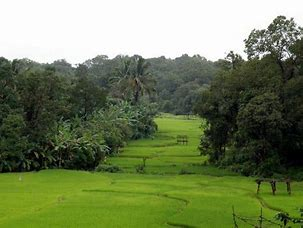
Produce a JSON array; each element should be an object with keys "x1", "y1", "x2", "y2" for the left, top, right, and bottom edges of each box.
[
  {"x1": 108, "y1": 116, "x2": 235, "y2": 176},
  {"x1": 0, "y1": 116, "x2": 302, "y2": 227}
]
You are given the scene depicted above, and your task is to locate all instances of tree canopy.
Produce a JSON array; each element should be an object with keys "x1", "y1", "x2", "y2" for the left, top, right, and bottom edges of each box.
[{"x1": 196, "y1": 16, "x2": 303, "y2": 176}]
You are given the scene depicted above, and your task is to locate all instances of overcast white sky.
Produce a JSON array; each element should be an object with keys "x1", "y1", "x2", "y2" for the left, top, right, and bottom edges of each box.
[{"x1": 0, "y1": 0, "x2": 302, "y2": 64}]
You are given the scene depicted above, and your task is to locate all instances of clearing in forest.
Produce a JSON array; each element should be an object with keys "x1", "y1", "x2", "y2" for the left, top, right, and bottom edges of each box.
[{"x1": 0, "y1": 116, "x2": 302, "y2": 227}]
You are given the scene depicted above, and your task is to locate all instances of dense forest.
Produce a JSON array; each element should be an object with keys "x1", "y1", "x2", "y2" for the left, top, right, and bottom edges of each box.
[
  {"x1": 149, "y1": 55, "x2": 216, "y2": 114},
  {"x1": 195, "y1": 16, "x2": 303, "y2": 177},
  {"x1": 0, "y1": 56, "x2": 159, "y2": 172},
  {"x1": 50, "y1": 54, "x2": 216, "y2": 114}
]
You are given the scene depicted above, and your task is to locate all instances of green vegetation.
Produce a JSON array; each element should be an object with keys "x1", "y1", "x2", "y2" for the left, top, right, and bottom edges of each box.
[
  {"x1": 149, "y1": 55, "x2": 216, "y2": 114},
  {"x1": 195, "y1": 16, "x2": 303, "y2": 176},
  {"x1": 1, "y1": 14, "x2": 303, "y2": 227},
  {"x1": 106, "y1": 116, "x2": 235, "y2": 176},
  {"x1": 0, "y1": 117, "x2": 302, "y2": 227},
  {"x1": 0, "y1": 56, "x2": 157, "y2": 172},
  {"x1": 70, "y1": 54, "x2": 216, "y2": 115}
]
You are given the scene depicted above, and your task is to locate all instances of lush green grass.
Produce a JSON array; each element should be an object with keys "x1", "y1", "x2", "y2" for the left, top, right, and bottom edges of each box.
[
  {"x1": 0, "y1": 116, "x2": 302, "y2": 227},
  {"x1": 108, "y1": 116, "x2": 236, "y2": 176}
]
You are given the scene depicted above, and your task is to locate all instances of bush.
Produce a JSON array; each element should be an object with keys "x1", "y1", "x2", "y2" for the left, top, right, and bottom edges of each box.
[
  {"x1": 51, "y1": 119, "x2": 109, "y2": 170},
  {"x1": 135, "y1": 164, "x2": 145, "y2": 174},
  {"x1": 179, "y1": 169, "x2": 195, "y2": 175},
  {"x1": 96, "y1": 164, "x2": 122, "y2": 173},
  {"x1": 90, "y1": 100, "x2": 158, "y2": 154}
]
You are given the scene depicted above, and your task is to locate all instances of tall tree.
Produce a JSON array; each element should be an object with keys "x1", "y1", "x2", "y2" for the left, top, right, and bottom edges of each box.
[
  {"x1": 196, "y1": 16, "x2": 303, "y2": 176},
  {"x1": 70, "y1": 64, "x2": 106, "y2": 119},
  {"x1": 114, "y1": 56, "x2": 155, "y2": 104},
  {"x1": 17, "y1": 68, "x2": 66, "y2": 143},
  {"x1": 245, "y1": 15, "x2": 303, "y2": 82}
]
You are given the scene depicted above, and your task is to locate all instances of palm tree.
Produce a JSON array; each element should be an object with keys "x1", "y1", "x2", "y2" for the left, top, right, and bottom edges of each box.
[{"x1": 114, "y1": 56, "x2": 156, "y2": 104}]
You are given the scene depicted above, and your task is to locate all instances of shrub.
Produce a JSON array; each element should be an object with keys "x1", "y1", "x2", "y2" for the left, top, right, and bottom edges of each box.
[
  {"x1": 96, "y1": 164, "x2": 122, "y2": 173},
  {"x1": 179, "y1": 169, "x2": 195, "y2": 175},
  {"x1": 90, "y1": 100, "x2": 158, "y2": 154},
  {"x1": 135, "y1": 164, "x2": 145, "y2": 174},
  {"x1": 51, "y1": 119, "x2": 109, "y2": 170}
]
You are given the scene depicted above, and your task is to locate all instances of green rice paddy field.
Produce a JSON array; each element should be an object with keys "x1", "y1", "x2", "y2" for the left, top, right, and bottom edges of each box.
[{"x1": 0, "y1": 116, "x2": 302, "y2": 227}]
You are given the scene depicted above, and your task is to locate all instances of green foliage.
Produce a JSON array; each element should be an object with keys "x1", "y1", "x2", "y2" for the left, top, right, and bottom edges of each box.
[
  {"x1": 0, "y1": 57, "x2": 19, "y2": 124},
  {"x1": 48, "y1": 59, "x2": 75, "y2": 77},
  {"x1": 245, "y1": 15, "x2": 303, "y2": 82},
  {"x1": 16, "y1": 68, "x2": 67, "y2": 143},
  {"x1": 69, "y1": 64, "x2": 107, "y2": 118},
  {"x1": 0, "y1": 114, "x2": 29, "y2": 172},
  {"x1": 0, "y1": 57, "x2": 157, "y2": 173},
  {"x1": 135, "y1": 157, "x2": 147, "y2": 174},
  {"x1": 150, "y1": 54, "x2": 216, "y2": 114},
  {"x1": 51, "y1": 120, "x2": 109, "y2": 170},
  {"x1": 135, "y1": 164, "x2": 145, "y2": 173},
  {"x1": 236, "y1": 93, "x2": 286, "y2": 172},
  {"x1": 245, "y1": 16, "x2": 302, "y2": 61},
  {"x1": 82, "y1": 54, "x2": 216, "y2": 114},
  {"x1": 196, "y1": 16, "x2": 303, "y2": 176},
  {"x1": 111, "y1": 56, "x2": 156, "y2": 104},
  {"x1": 179, "y1": 169, "x2": 195, "y2": 175},
  {"x1": 90, "y1": 102, "x2": 133, "y2": 153},
  {"x1": 95, "y1": 164, "x2": 122, "y2": 173},
  {"x1": 90, "y1": 100, "x2": 158, "y2": 153}
]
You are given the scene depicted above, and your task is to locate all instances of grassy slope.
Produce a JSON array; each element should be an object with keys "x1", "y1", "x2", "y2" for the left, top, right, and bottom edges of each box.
[{"x1": 0, "y1": 116, "x2": 302, "y2": 227}]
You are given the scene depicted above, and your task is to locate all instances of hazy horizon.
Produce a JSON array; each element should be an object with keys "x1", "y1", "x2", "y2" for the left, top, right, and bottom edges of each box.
[{"x1": 1, "y1": 0, "x2": 302, "y2": 64}]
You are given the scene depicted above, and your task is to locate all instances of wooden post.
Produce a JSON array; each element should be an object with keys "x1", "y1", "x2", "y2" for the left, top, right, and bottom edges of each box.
[
  {"x1": 255, "y1": 178, "x2": 292, "y2": 196},
  {"x1": 259, "y1": 207, "x2": 263, "y2": 228},
  {"x1": 142, "y1": 157, "x2": 147, "y2": 167},
  {"x1": 270, "y1": 180, "x2": 276, "y2": 195},
  {"x1": 256, "y1": 179, "x2": 262, "y2": 194}
]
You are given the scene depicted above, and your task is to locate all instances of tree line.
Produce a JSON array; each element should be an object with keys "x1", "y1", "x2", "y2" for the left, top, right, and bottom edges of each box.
[
  {"x1": 195, "y1": 16, "x2": 303, "y2": 177},
  {"x1": 0, "y1": 56, "x2": 157, "y2": 172},
  {"x1": 50, "y1": 54, "x2": 217, "y2": 114}
]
